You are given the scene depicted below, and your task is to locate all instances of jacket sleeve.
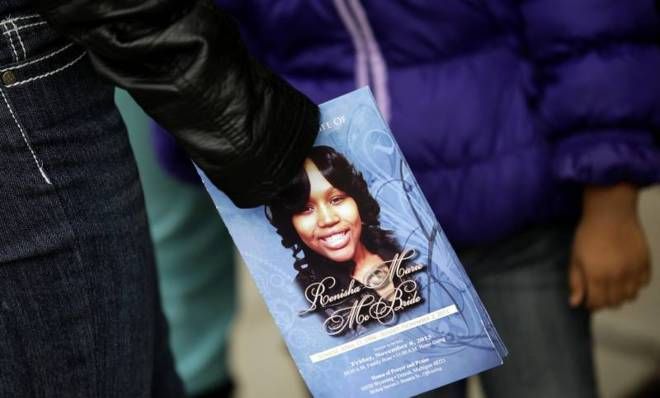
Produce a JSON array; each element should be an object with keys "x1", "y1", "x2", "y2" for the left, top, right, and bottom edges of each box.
[
  {"x1": 33, "y1": 0, "x2": 319, "y2": 208},
  {"x1": 521, "y1": 0, "x2": 660, "y2": 186}
]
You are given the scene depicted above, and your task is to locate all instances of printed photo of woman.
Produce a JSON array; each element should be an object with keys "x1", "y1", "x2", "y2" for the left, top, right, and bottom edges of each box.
[{"x1": 267, "y1": 146, "x2": 422, "y2": 334}]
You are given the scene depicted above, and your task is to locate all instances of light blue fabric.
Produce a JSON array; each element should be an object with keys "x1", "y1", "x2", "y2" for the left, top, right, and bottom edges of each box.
[{"x1": 116, "y1": 89, "x2": 235, "y2": 396}]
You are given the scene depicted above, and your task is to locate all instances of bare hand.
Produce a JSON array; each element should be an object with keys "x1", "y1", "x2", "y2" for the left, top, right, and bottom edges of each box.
[{"x1": 569, "y1": 184, "x2": 651, "y2": 311}]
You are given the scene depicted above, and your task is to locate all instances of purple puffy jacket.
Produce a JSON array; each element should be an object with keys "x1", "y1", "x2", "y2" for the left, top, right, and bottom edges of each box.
[{"x1": 153, "y1": 0, "x2": 660, "y2": 247}]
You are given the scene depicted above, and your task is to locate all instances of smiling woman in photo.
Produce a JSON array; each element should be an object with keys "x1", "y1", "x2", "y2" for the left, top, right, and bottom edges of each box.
[{"x1": 267, "y1": 146, "x2": 421, "y2": 333}]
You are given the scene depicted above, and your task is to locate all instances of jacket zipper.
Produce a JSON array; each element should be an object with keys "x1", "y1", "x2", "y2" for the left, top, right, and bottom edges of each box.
[{"x1": 333, "y1": 0, "x2": 391, "y2": 121}]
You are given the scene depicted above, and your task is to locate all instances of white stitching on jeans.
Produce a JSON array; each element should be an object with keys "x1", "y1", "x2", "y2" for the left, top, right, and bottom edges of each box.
[
  {"x1": 0, "y1": 89, "x2": 51, "y2": 184},
  {"x1": 3, "y1": 14, "x2": 40, "y2": 24},
  {"x1": 2, "y1": 21, "x2": 48, "y2": 34},
  {"x1": 1, "y1": 20, "x2": 19, "y2": 62},
  {"x1": 0, "y1": 43, "x2": 75, "y2": 72},
  {"x1": 5, "y1": 51, "x2": 87, "y2": 87},
  {"x1": 9, "y1": 21, "x2": 26, "y2": 60}
]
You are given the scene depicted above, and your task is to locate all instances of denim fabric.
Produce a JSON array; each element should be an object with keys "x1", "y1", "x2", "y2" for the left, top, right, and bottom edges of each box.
[
  {"x1": 0, "y1": 5, "x2": 183, "y2": 397},
  {"x1": 467, "y1": 223, "x2": 596, "y2": 398},
  {"x1": 418, "y1": 223, "x2": 596, "y2": 398}
]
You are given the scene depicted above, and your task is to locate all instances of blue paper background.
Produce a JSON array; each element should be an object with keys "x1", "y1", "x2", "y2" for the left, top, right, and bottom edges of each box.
[{"x1": 199, "y1": 88, "x2": 506, "y2": 397}]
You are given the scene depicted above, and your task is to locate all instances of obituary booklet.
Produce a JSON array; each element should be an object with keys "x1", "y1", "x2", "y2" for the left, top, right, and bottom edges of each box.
[{"x1": 198, "y1": 88, "x2": 507, "y2": 397}]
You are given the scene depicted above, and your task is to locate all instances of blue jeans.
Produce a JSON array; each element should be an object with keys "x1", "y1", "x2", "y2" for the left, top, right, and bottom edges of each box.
[
  {"x1": 467, "y1": 223, "x2": 596, "y2": 398},
  {"x1": 0, "y1": 6, "x2": 183, "y2": 397},
  {"x1": 419, "y1": 223, "x2": 597, "y2": 398}
]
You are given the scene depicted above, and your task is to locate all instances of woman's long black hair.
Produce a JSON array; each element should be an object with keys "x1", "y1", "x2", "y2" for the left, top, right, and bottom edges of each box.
[{"x1": 267, "y1": 146, "x2": 403, "y2": 295}]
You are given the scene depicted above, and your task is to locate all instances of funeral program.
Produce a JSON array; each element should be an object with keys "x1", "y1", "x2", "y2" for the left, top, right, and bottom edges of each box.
[{"x1": 198, "y1": 88, "x2": 507, "y2": 397}]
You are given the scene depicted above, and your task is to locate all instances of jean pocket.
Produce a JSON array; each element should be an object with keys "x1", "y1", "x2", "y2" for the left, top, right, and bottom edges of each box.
[
  {"x1": 0, "y1": 13, "x2": 91, "y2": 186},
  {"x1": 0, "y1": 13, "x2": 86, "y2": 88}
]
